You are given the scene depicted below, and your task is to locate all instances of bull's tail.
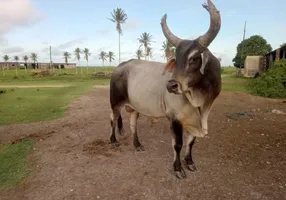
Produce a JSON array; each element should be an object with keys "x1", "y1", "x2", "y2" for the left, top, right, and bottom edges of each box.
[{"x1": 117, "y1": 114, "x2": 124, "y2": 135}]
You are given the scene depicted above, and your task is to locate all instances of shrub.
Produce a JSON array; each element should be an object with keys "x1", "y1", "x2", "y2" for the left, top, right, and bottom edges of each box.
[{"x1": 247, "y1": 59, "x2": 286, "y2": 98}]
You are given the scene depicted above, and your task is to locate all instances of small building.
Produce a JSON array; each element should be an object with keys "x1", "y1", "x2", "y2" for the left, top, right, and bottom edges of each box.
[
  {"x1": 264, "y1": 45, "x2": 286, "y2": 70},
  {"x1": 244, "y1": 56, "x2": 264, "y2": 77},
  {"x1": 0, "y1": 62, "x2": 76, "y2": 70},
  {"x1": 242, "y1": 45, "x2": 286, "y2": 77}
]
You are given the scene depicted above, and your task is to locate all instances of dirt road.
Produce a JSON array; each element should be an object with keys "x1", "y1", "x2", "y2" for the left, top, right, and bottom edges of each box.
[{"x1": 0, "y1": 87, "x2": 285, "y2": 200}]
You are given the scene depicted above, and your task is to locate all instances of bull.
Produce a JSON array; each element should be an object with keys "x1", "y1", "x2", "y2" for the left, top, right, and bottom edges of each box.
[{"x1": 108, "y1": 0, "x2": 221, "y2": 179}]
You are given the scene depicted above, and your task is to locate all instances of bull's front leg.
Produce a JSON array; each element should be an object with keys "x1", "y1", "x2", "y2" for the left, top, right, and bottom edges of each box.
[
  {"x1": 184, "y1": 135, "x2": 197, "y2": 171},
  {"x1": 170, "y1": 119, "x2": 186, "y2": 179}
]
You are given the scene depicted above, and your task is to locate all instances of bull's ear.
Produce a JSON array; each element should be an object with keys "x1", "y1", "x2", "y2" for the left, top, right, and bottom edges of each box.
[
  {"x1": 162, "y1": 57, "x2": 176, "y2": 75},
  {"x1": 200, "y1": 52, "x2": 209, "y2": 75}
]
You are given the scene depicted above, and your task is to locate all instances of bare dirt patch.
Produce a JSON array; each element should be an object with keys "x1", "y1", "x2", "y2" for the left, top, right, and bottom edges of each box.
[
  {"x1": 0, "y1": 85, "x2": 70, "y2": 88},
  {"x1": 0, "y1": 88, "x2": 285, "y2": 200}
]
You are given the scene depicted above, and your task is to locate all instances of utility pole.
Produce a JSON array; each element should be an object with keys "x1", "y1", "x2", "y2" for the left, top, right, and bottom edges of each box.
[
  {"x1": 238, "y1": 21, "x2": 247, "y2": 76},
  {"x1": 49, "y1": 46, "x2": 52, "y2": 72}
]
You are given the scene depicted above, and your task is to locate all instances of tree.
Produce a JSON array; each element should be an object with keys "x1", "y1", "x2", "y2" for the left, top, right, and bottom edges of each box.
[
  {"x1": 146, "y1": 47, "x2": 153, "y2": 60},
  {"x1": 232, "y1": 35, "x2": 272, "y2": 69},
  {"x1": 280, "y1": 43, "x2": 286, "y2": 48},
  {"x1": 74, "y1": 47, "x2": 81, "y2": 74},
  {"x1": 99, "y1": 51, "x2": 107, "y2": 66},
  {"x1": 108, "y1": 8, "x2": 128, "y2": 65},
  {"x1": 63, "y1": 51, "x2": 71, "y2": 65},
  {"x1": 135, "y1": 49, "x2": 143, "y2": 60},
  {"x1": 107, "y1": 51, "x2": 115, "y2": 66},
  {"x1": 83, "y1": 48, "x2": 91, "y2": 73},
  {"x1": 2, "y1": 55, "x2": 9, "y2": 76},
  {"x1": 14, "y1": 56, "x2": 19, "y2": 76},
  {"x1": 161, "y1": 40, "x2": 176, "y2": 61},
  {"x1": 23, "y1": 55, "x2": 29, "y2": 74},
  {"x1": 3, "y1": 55, "x2": 9, "y2": 62},
  {"x1": 138, "y1": 32, "x2": 154, "y2": 60},
  {"x1": 30, "y1": 53, "x2": 38, "y2": 69}
]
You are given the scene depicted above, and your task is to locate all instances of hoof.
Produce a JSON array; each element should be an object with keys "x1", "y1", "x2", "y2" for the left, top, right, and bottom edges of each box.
[
  {"x1": 174, "y1": 169, "x2": 186, "y2": 179},
  {"x1": 110, "y1": 142, "x2": 120, "y2": 148},
  {"x1": 118, "y1": 128, "x2": 125, "y2": 136},
  {"x1": 135, "y1": 145, "x2": 145, "y2": 152},
  {"x1": 187, "y1": 163, "x2": 197, "y2": 172}
]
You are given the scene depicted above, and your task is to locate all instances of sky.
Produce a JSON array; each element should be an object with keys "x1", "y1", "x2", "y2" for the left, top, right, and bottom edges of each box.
[{"x1": 0, "y1": 0, "x2": 285, "y2": 67}]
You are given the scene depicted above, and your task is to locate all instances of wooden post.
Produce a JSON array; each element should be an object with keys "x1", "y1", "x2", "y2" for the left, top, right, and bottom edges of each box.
[
  {"x1": 269, "y1": 54, "x2": 273, "y2": 68},
  {"x1": 276, "y1": 48, "x2": 280, "y2": 60}
]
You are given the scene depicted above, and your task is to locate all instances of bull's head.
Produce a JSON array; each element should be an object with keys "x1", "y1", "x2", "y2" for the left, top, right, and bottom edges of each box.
[{"x1": 161, "y1": 0, "x2": 221, "y2": 94}]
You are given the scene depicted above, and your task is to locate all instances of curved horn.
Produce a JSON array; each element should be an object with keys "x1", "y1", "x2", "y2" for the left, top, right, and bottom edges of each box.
[
  {"x1": 198, "y1": 0, "x2": 221, "y2": 49},
  {"x1": 160, "y1": 14, "x2": 182, "y2": 47}
]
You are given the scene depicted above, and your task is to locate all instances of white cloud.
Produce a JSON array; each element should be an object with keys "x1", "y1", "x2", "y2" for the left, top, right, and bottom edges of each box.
[
  {"x1": 122, "y1": 19, "x2": 140, "y2": 31},
  {"x1": 58, "y1": 37, "x2": 86, "y2": 49},
  {"x1": 96, "y1": 29, "x2": 110, "y2": 36},
  {"x1": 0, "y1": 46, "x2": 24, "y2": 54},
  {"x1": 0, "y1": 0, "x2": 44, "y2": 37}
]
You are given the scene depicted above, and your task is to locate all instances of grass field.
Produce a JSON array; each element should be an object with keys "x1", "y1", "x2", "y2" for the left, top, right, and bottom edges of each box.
[
  {"x1": 0, "y1": 67, "x2": 112, "y2": 126},
  {"x1": 0, "y1": 139, "x2": 36, "y2": 191}
]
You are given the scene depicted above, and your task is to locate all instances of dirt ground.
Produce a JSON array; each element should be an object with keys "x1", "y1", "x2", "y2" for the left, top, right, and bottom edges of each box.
[{"x1": 0, "y1": 87, "x2": 285, "y2": 200}]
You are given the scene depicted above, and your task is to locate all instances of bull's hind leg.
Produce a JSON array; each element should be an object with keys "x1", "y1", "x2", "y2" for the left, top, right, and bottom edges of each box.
[
  {"x1": 130, "y1": 111, "x2": 144, "y2": 151},
  {"x1": 184, "y1": 136, "x2": 197, "y2": 171},
  {"x1": 170, "y1": 119, "x2": 186, "y2": 179},
  {"x1": 110, "y1": 108, "x2": 122, "y2": 147}
]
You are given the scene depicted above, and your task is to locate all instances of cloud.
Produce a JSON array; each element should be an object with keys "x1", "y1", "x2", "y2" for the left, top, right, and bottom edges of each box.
[
  {"x1": 281, "y1": 27, "x2": 286, "y2": 33},
  {"x1": 0, "y1": 37, "x2": 9, "y2": 46},
  {"x1": 0, "y1": 0, "x2": 44, "y2": 37},
  {"x1": 122, "y1": 19, "x2": 140, "y2": 31},
  {"x1": 0, "y1": 46, "x2": 24, "y2": 54},
  {"x1": 42, "y1": 47, "x2": 62, "y2": 57},
  {"x1": 96, "y1": 29, "x2": 110, "y2": 36},
  {"x1": 57, "y1": 37, "x2": 86, "y2": 49}
]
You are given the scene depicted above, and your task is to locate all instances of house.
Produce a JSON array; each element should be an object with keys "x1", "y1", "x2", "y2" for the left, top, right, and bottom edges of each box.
[
  {"x1": 242, "y1": 45, "x2": 286, "y2": 77},
  {"x1": 244, "y1": 56, "x2": 264, "y2": 77},
  {"x1": 0, "y1": 62, "x2": 76, "y2": 70}
]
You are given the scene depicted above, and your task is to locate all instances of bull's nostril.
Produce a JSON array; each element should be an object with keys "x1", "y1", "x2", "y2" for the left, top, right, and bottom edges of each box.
[{"x1": 171, "y1": 83, "x2": 178, "y2": 89}]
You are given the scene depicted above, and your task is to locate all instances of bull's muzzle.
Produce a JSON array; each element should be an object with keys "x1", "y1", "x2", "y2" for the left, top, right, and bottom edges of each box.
[{"x1": 166, "y1": 80, "x2": 182, "y2": 94}]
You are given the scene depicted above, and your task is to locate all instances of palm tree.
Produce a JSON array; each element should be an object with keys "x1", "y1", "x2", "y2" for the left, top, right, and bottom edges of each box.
[
  {"x1": 161, "y1": 40, "x2": 175, "y2": 61},
  {"x1": 83, "y1": 48, "x2": 91, "y2": 73},
  {"x1": 135, "y1": 49, "x2": 143, "y2": 60},
  {"x1": 108, "y1": 8, "x2": 128, "y2": 65},
  {"x1": 138, "y1": 32, "x2": 154, "y2": 60},
  {"x1": 63, "y1": 51, "x2": 71, "y2": 65},
  {"x1": 30, "y1": 53, "x2": 38, "y2": 69},
  {"x1": 14, "y1": 56, "x2": 19, "y2": 76},
  {"x1": 2, "y1": 55, "x2": 9, "y2": 76},
  {"x1": 99, "y1": 51, "x2": 107, "y2": 66},
  {"x1": 107, "y1": 51, "x2": 115, "y2": 66},
  {"x1": 23, "y1": 55, "x2": 29, "y2": 74},
  {"x1": 146, "y1": 47, "x2": 153, "y2": 60},
  {"x1": 74, "y1": 48, "x2": 81, "y2": 74}
]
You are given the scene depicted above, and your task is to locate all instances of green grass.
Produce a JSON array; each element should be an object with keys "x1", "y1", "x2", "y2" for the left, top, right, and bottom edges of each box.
[
  {"x1": 0, "y1": 79, "x2": 109, "y2": 126},
  {"x1": 221, "y1": 66, "x2": 250, "y2": 92},
  {"x1": 0, "y1": 139, "x2": 36, "y2": 191},
  {"x1": 1, "y1": 66, "x2": 116, "y2": 79},
  {"x1": 0, "y1": 68, "x2": 111, "y2": 126}
]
